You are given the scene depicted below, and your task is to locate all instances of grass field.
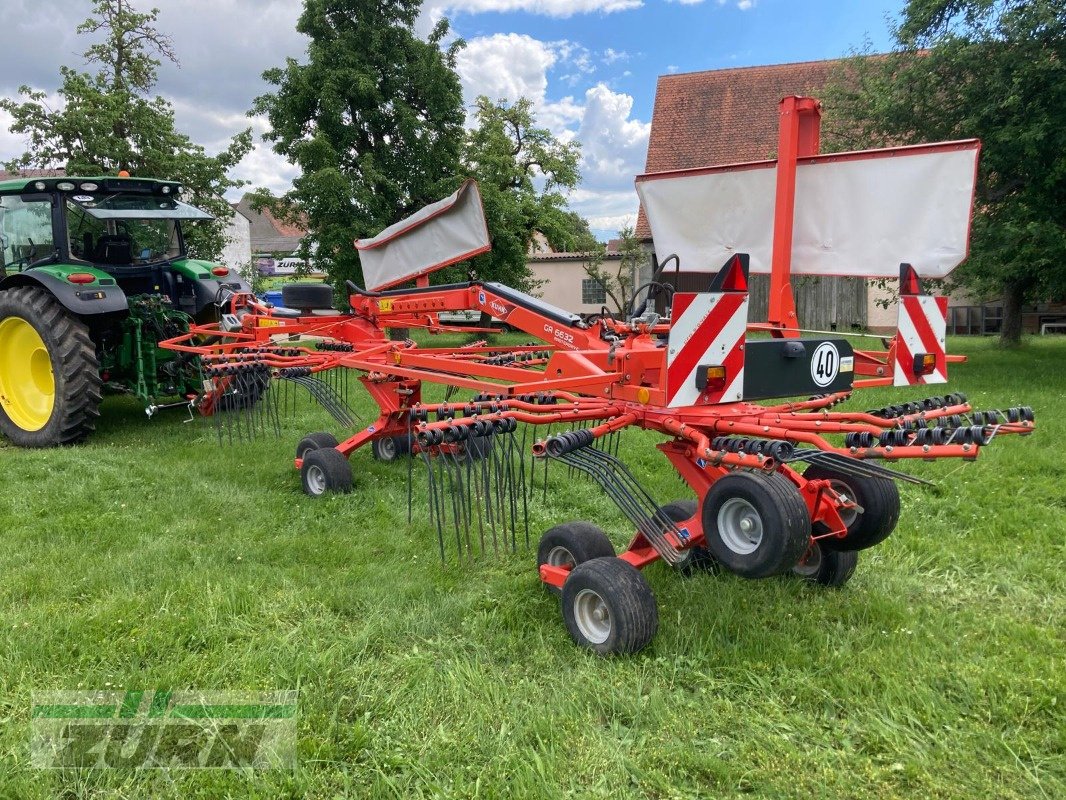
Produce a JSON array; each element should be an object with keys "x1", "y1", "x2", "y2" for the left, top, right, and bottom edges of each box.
[{"x1": 0, "y1": 334, "x2": 1063, "y2": 798}]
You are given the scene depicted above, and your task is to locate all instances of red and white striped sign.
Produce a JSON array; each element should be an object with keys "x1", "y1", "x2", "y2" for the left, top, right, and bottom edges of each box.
[
  {"x1": 893, "y1": 295, "x2": 948, "y2": 386},
  {"x1": 666, "y1": 291, "x2": 748, "y2": 407}
]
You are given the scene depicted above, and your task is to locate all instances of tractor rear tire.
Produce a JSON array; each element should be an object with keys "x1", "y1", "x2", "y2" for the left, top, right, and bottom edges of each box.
[
  {"x1": 0, "y1": 286, "x2": 102, "y2": 447},
  {"x1": 561, "y1": 557, "x2": 658, "y2": 655},
  {"x1": 296, "y1": 431, "x2": 340, "y2": 460},
  {"x1": 660, "y1": 500, "x2": 718, "y2": 576},
  {"x1": 701, "y1": 471, "x2": 811, "y2": 578},
  {"x1": 792, "y1": 542, "x2": 858, "y2": 587},
  {"x1": 300, "y1": 447, "x2": 353, "y2": 496},
  {"x1": 802, "y1": 466, "x2": 900, "y2": 551},
  {"x1": 537, "y1": 521, "x2": 616, "y2": 595},
  {"x1": 282, "y1": 282, "x2": 334, "y2": 310}
]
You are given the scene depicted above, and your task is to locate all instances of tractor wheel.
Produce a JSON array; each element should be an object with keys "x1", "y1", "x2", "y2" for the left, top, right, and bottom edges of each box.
[
  {"x1": 802, "y1": 466, "x2": 900, "y2": 551},
  {"x1": 701, "y1": 471, "x2": 811, "y2": 578},
  {"x1": 296, "y1": 431, "x2": 340, "y2": 460},
  {"x1": 371, "y1": 435, "x2": 410, "y2": 462},
  {"x1": 792, "y1": 542, "x2": 858, "y2": 587},
  {"x1": 0, "y1": 286, "x2": 102, "y2": 447},
  {"x1": 537, "y1": 521, "x2": 616, "y2": 595},
  {"x1": 281, "y1": 282, "x2": 333, "y2": 311},
  {"x1": 561, "y1": 557, "x2": 658, "y2": 656},
  {"x1": 659, "y1": 500, "x2": 718, "y2": 576},
  {"x1": 300, "y1": 447, "x2": 352, "y2": 497}
]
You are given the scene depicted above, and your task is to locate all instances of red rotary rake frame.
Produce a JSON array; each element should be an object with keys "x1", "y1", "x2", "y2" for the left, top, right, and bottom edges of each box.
[{"x1": 161, "y1": 98, "x2": 1035, "y2": 655}]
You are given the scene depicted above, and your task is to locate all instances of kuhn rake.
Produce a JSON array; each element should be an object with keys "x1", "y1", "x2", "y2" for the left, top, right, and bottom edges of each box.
[{"x1": 162, "y1": 98, "x2": 1036, "y2": 655}]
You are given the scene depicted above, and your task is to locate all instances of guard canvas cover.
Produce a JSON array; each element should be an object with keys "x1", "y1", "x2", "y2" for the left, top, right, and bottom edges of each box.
[
  {"x1": 355, "y1": 179, "x2": 491, "y2": 291},
  {"x1": 635, "y1": 141, "x2": 980, "y2": 279}
]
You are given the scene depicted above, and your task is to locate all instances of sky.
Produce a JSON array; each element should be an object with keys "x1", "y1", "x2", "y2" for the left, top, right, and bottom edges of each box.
[{"x1": 0, "y1": 0, "x2": 904, "y2": 240}]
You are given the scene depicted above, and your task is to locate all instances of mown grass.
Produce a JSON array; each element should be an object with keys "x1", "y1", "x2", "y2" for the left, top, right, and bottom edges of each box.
[{"x1": 0, "y1": 334, "x2": 1063, "y2": 798}]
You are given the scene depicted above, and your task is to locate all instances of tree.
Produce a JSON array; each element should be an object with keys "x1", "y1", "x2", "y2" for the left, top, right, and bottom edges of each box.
[
  {"x1": 252, "y1": 0, "x2": 465, "y2": 287},
  {"x1": 825, "y1": 0, "x2": 1066, "y2": 346},
  {"x1": 459, "y1": 97, "x2": 583, "y2": 290},
  {"x1": 0, "y1": 0, "x2": 251, "y2": 259},
  {"x1": 582, "y1": 224, "x2": 643, "y2": 319}
]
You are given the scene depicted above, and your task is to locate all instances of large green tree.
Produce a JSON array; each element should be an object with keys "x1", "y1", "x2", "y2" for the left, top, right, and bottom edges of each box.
[
  {"x1": 0, "y1": 0, "x2": 251, "y2": 259},
  {"x1": 825, "y1": 0, "x2": 1066, "y2": 345},
  {"x1": 460, "y1": 97, "x2": 583, "y2": 290},
  {"x1": 251, "y1": 0, "x2": 465, "y2": 286}
]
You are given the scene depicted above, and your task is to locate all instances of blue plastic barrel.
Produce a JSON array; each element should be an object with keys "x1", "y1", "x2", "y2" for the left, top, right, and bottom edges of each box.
[{"x1": 262, "y1": 290, "x2": 284, "y2": 307}]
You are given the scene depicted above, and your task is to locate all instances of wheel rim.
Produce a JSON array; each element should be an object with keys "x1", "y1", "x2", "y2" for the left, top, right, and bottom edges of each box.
[
  {"x1": 573, "y1": 588, "x2": 612, "y2": 644},
  {"x1": 0, "y1": 316, "x2": 55, "y2": 431},
  {"x1": 379, "y1": 437, "x2": 396, "y2": 460},
  {"x1": 546, "y1": 545, "x2": 576, "y2": 569},
  {"x1": 305, "y1": 464, "x2": 327, "y2": 495},
  {"x1": 828, "y1": 479, "x2": 860, "y2": 528},
  {"x1": 792, "y1": 543, "x2": 823, "y2": 577},
  {"x1": 717, "y1": 497, "x2": 764, "y2": 555}
]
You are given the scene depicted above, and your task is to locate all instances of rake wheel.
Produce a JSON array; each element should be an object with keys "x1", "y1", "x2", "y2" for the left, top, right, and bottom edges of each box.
[
  {"x1": 792, "y1": 542, "x2": 858, "y2": 587},
  {"x1": 371, "y1": 435, "x2": 410, "y2": 462},
  {"x1": 561, "y1": 557, "x2": 658, "y2": 656},
  {"x1": 701, "y1": 471, "x2": 811, "y2": 578},
  {"x1": 296, "y1": 431, "x2": 340, "y2": 460},
  {"x1": 537, "y1": 521, "x2": 616, "y2": 595},
  {"x1": 300, "y1": 447, "x2": 353, "y2": 497},
  {"x1": 803, "y1": 465, "x2": 900, "y2": 551},
  {"x1": 659, "y1": 500, "x2": 718, "y2": 576}
]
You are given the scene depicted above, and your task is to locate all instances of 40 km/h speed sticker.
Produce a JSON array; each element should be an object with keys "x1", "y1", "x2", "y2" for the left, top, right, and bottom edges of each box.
[{"x1": 811, "y1": 342, "x2": 841, "y2": 388}]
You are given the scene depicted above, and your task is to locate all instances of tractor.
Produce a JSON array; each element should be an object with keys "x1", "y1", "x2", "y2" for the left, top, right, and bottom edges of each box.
[{"x1": 0, "y1": 174, "x2": 254, "y2": 446}]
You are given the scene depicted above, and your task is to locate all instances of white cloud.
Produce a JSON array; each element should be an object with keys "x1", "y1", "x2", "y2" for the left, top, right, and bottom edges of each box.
[
  {"x1": 578, "y1": 84, "x2": 651, "y2": 187},
  {"x1": 455, "y1": 33, "x2": 556, "y2": 107},
  {"x1": 427, "y1": 0, "x2": 642, "y2": 20}
]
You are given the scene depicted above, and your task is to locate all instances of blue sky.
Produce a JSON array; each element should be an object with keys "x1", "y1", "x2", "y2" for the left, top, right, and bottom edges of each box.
[{"x1": 0, "y1": 0, "x2": 906, "y2": 240}]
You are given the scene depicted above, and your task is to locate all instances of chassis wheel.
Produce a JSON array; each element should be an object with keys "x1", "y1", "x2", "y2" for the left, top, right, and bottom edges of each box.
[
  {"x1": 300, "y1": 447, "x2": 353, "y2": 496},
  {"x1": 537, "y1": 521, "x2": 615, "y2": 594},
  {"x1": 792, "y1": 542, "x2": 858, "y2": 587},
  {"x1": 371, "y1": 435, "x2": 410, "y2": 462},
  {"x1": 701, "y1": 471, "x2": 811, "y2": 578},
  {"x1": 0, "y1": 287, "x2": 102, "y2": 446},
  {"x1": 659, "y1": 500, "x2": 718, "y2": 575},
  {"x1": 803, "y1": 466, "x2": 900, "y2": 551},
  {"x1": 561, "y1": 557, "x2": 658, "y2": 655},
  {"x1": 296, "y1": 431, "x2": 340, "y2": 460}
]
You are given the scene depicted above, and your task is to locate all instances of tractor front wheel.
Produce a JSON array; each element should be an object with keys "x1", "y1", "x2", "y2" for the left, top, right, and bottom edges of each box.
[{"x1": 0, "y1": 287, "x2": 102, "y2": 447}]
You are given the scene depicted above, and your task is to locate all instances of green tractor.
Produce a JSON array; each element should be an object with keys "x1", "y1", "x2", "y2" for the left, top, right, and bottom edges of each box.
[{"x1": 0, "y1": 174, "x2": 254, "y2": 447}]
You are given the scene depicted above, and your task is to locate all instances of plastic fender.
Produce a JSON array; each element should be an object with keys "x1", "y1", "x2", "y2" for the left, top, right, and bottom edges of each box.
[{"x1": 0, "y1": 266, "x2": 129, "y2": 315}]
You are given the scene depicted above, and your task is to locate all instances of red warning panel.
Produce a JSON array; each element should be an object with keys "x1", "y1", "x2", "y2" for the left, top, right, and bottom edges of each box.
[
  {"x1": 893, "y1": 295, "x2": 948, "y2": 386},
  {"x1": 666, "y1": 291, "x2": 749, "y2": 407}
]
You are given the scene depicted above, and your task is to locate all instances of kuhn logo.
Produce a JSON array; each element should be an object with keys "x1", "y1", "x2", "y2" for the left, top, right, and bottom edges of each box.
[{"x1": 490, "y1": 300, "x2": 510, "y2": 318}]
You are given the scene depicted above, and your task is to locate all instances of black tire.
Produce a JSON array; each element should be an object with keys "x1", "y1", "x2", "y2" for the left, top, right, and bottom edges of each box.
[
  {"x1": 701, "y1": 471, "x2": 811, "y2": 578},
  {"x1": 296, "y1": 431, "x2": 340, "y2": 460},
  {"x1": 792, "y1": 542, "x2": 858, "y2": 587},
  {"x1": 281, "y1": 282, "x2": 333, "y2": 310},
  {"x1": 300, "y1": 447, "x2": 353, "y2": 497},
  {"x1": 0, "y1": 286, "x2": 102, "y2": 447},
  {"x1": 659, "y1": 500, "x2": 718, "y2": 575},
  {"x1": 802, "y1": 466, "x2": 901, "y2": 551},
  {"x1": 371, "y1": 435, "x2": 411, "y2": 462},
  {"x1": 537, "y1": 521, "x2": 616, "y2": 595},
  {"x1": 561, "y1": 557, "x2": 658, "y2": 656}
]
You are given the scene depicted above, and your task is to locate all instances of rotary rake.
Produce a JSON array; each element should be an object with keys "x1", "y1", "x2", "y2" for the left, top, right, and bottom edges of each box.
[{"x1": 161, "y1": 99, "x2": 1037, "y2": 655}]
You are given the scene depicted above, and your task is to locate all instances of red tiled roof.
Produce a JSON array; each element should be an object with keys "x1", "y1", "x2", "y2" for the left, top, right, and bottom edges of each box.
[{"x1": 635, "y1": 59, "x2": 842, "y2": 239}]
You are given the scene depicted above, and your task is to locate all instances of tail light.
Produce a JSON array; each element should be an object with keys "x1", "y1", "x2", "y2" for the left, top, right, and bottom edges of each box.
[
  {"x1": 212, "y1": 267, "x2": 230, "y2": 276},
  {"x1": 913, "y1": 353, "x2": 937, "y2": 376},
  {"x1": 696, "y1": 365, "x2": 727, "y2": 392},
  {"x1": 67, "y1": 273, "x2": 97, "y2": 284}
]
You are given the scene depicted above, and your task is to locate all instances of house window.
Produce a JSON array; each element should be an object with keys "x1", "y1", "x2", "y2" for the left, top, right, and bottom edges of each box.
[{"x1": 581, "y1": 278, "x2": 606, "y2": 305}]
